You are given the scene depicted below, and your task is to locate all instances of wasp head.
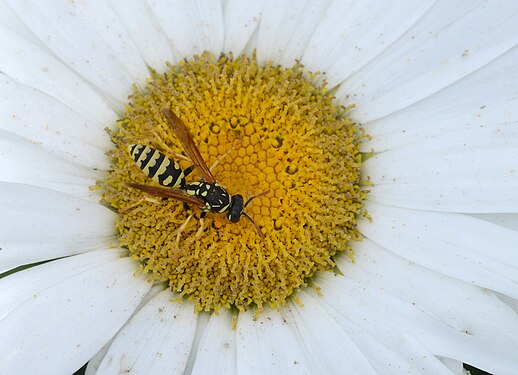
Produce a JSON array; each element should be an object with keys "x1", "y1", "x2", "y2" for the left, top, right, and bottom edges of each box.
[{"x1": 227, "y1": 194, "x2": 244, "y2": 222}]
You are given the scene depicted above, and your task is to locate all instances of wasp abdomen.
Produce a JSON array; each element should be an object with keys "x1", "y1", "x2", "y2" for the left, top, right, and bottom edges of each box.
[{"x1": 129, "y1": 144, "x2": 186, "y2": 188}]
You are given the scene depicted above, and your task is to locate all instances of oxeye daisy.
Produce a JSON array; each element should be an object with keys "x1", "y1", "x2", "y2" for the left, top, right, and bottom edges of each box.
[{"x1": 1, "y1": 1, "x2": 517, "y2": 375}]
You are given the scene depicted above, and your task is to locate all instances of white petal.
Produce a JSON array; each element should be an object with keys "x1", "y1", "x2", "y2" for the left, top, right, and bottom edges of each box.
[
  {"x1": 496, "y1": 293, "x2": 518, "y2": 316},
  {"x1": 254, "y1": 0, "x2": 331, "y2": 66},
  {"x1": 282, "y1": 294, "x2": 376, "y2": 374},
  {"x1": 84, "y1": 340, "x2": 112, "y2": 375},
  {"x1": 365, "y1": 116, "x2": 518, "y2": 156},
  {"x1": 97, "y1": 289, "x2": 197, "y2": 375},
  {"x1": 364, "y1": 145, "x2": 518, "y2": 213},
  {"x1": 367, "y1": 181, "x2": 518, "y2": 214},
  {"x1": 470, "y1": 213, "x2": 518, "y2": 233},
  {"x1": 0, "y1": 182, "x2": 116, "y2": 273},
  {"x1": 191, "y1": 309, "x2": 236, "y2": 375},
  {"x1": 361, "y1": 46, "x2": 518, "y2": 153},
  {"x1": 85, "y1": 284, "x2": 167, "y2": 375},
  {"x1": 0, "y1": 132, "x2": 100, "y2": 200},
  {"x1": 107, "y1": 0, "x2": 176, "y2": 70},
  {"x1": 334, "y1": 239, "x2": 518, "y2": 374},
  {"x1": 222, "y1": 0, "x2": 263, "y2": 56},
  {"x1": 236, "y1": 309, "x2": 311, "y2": 374},
  {"x1": 0, "y1": 252, "x2": 151, "y2": 375},
  {"x1": 0, "y1": 0, "x2": 42, "y2": 46},
  {"x1": 359, "y1": 202, "x2": 518, "y2": 300},
  {"x1": 309, "y1": 274, "x2": 454, "y2": 374},
  {"x1": 183, "y1": 312, "x2": 211, "y2": 374},
  {"x1": 148, "y1": 0, "x2": 224, "y2": 58},
  {"x1": 0, "y1": 75, "x2": 111, "y2": 169},
  {"x1": 365, "y1": 137, "x2": 517, "y2": 184},
  {"x1": 339, "y1": 1, "x2": 518, "y2": 123},
  {"x1": 302, "y1": 0, "x2": 435, "y2": 88},
  {"x1": 0, "y1": 25, "x2": 117, "y2": 125},
  {"x1": 7, "y1": 0, "x2": 149, "y2": 107},
  {"x1": 439, "y1": 358, "x2": 464, "y2": 375},
  {"x1": 0, "y1": 249, "x2": 117, "y2": 320}
]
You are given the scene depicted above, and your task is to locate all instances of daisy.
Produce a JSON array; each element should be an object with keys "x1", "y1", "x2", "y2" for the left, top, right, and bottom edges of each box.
[{"x1": 1, "y1": 1, "x2": 517, "y2": 375}]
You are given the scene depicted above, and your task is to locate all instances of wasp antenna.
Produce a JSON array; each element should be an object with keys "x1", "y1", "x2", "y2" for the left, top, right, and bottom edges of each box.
[
  {"x1": 243, "y1": 212, "x2": 265, "y2": 241},
  {"x1": 244, "y1": 189, "x2": 271, "y2": 208}
]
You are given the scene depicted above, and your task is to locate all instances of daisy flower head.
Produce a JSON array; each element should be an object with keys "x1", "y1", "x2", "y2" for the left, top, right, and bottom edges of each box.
[{"x1": 1, "y1": 1, "x2": 518, "y2": 375}]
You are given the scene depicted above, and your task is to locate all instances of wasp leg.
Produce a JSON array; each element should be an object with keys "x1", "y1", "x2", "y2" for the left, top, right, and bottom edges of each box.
[
  {"x1": 175, "y1": 212, "x2": 194, "y2": 248},
  {"x1": 192, "y1": 211, "x2": 207, "y2": 239},
  {"x1": 183, "y1": 165, "x2": 195, "y2": 178},
  {"x1": 119, "y1": 196, "x2": 161, "y2": 214},
  {"x1": 195, "y1": 217, "x2": 205, "y2": 239}
]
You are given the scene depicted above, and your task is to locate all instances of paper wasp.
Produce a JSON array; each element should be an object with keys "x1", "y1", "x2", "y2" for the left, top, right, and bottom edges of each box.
[{"x1": 126, "y1": 108, "x2": 267, "y2": 240}]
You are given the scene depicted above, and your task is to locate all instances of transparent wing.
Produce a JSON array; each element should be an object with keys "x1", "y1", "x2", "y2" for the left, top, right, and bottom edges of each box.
[
  {"x1": 126, "y1": 183, "x2": 205, "y2": 208},
  {"x1": 162, "y1": 108, "x2": 216, "y2": 183}
]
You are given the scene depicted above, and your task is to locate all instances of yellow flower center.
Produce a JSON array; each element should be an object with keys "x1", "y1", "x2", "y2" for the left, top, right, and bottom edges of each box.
[{"x1": 101, "y1": 53, "x2": 366, "y2": 312}]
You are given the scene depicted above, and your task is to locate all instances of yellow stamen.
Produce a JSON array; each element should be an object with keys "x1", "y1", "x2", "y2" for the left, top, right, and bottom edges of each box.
[{"x1": 100, "y1": 53, "x2": 366, "y2": 312}]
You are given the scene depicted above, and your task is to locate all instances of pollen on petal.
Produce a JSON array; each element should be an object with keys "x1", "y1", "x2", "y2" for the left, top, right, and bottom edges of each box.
[{"x1": 100, "y1": 53, "x2": 367, "y2": 312}]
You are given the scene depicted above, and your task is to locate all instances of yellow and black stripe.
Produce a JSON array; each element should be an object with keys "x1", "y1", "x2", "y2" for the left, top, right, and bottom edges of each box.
[{"x1": 129, "y1": 144, "x2": 186, "y2": 188}]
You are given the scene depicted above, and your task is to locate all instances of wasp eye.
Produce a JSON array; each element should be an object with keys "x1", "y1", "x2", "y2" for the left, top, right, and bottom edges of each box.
[
  {"x1": 228, "y1": 212, "x2": 240, "y2": 223},
  {"x1": 227, "y1": 208, "x2": 242, "y2": 223}
]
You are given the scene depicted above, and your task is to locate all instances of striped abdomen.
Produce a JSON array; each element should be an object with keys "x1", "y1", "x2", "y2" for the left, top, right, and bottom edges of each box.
[{"x1": 128, "y1": 144, "x2": 186, "y2": 188}]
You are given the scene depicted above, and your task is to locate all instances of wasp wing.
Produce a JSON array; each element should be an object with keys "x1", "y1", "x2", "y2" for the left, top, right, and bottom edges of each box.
[
  {"x1": 126, "y1": 183, "x2": 205, "y2": 208},
  {"x1": 162, "y1": 108, "x2": 217, "y2": 183}
]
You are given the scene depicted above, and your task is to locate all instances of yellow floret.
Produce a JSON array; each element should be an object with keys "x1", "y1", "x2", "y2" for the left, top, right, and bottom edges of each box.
[{"x1": 100, "y1": 53, "x2": 366, "y2": 312}]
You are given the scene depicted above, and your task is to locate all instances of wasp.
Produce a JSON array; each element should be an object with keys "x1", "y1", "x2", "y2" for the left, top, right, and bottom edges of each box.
[{"x1": 126, "y1": 108, "x2": 267, "y2": 240}]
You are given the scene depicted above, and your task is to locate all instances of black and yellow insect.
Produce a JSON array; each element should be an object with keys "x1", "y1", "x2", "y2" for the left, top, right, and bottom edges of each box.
[{"x1": 127, "y1": 108, "x2": 266, "y2": 239}]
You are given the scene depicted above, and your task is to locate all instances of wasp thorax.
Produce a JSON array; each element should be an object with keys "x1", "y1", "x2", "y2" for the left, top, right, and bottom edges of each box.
[{"x1": 100, "y1": 53, "x2": 366, "y2": 312}]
